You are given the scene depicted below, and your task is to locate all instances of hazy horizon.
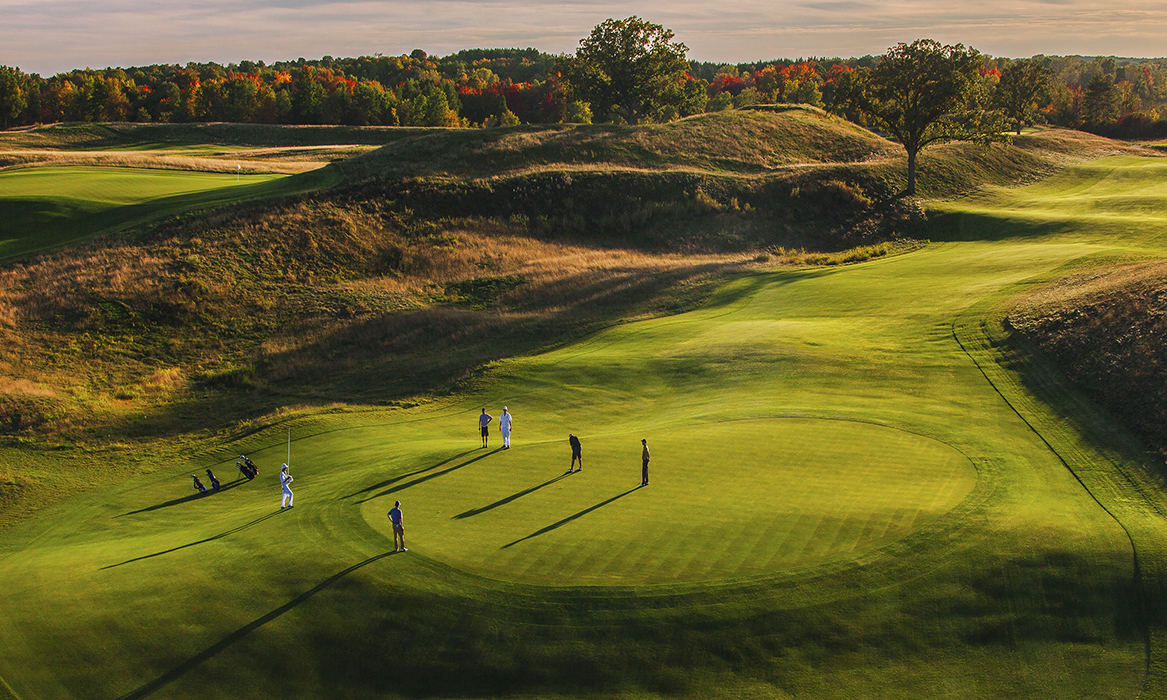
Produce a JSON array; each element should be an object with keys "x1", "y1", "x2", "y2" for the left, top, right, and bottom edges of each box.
[{"x1": 3, "y1": 0, "x2": 1166, "y2": 75}]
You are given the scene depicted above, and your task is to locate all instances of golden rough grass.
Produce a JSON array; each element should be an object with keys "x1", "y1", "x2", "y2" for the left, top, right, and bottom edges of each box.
[{"x1": 0, "y1": 150, "x2": 323, "y2": 174}]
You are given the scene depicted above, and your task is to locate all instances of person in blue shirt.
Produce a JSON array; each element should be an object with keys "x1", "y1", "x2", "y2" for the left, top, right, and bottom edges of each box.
[{"x1": 388, "y1": 500, "x2": 407, "y2": 552}]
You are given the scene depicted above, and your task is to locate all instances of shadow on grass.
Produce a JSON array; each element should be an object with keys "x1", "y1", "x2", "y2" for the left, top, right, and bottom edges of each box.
[
  {"x1": 114, "y1": 549, "x2": 400, "y2": 700},
  {"x1": 117, "y1": 478, "x2": 249, "y2": 517},
  {"x1": 100, "y1": 510, "x2": 285, "y2": 570},
  {"x1": 454, "y1": 472, "x2": 571, "y2": 520},
  {"x1": 502, "y1": 486, "x2": 640, "y2": 549},
  {"x1": 355, "y1": 448, "x2": 502, "y2": 504},
  {"x1": 343, "y1": 449, "x2": 478, "y2": 499}
]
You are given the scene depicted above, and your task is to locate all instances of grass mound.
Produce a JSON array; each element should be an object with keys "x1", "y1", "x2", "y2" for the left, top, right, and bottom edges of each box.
[
  {"x1": 1010, "y1": 258, "x2": 1167, "y2": 462},
  {"x1": 336, "y1": 109, "x2": 898, "y2": 181}
]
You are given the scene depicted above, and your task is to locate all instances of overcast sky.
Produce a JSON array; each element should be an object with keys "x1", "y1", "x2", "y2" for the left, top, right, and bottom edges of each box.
[{"x1": 3, "y1": 0, "x2": 1166, "y2": 75}]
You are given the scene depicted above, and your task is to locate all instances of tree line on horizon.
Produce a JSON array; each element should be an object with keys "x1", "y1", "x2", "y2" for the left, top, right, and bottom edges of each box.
[{"x1": 0, "y1": 23, "x2": 1166, "y2": 139}]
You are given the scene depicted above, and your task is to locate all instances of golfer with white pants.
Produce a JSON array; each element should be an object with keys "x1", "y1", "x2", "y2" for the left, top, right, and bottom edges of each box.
[
  {"x1": 500, "y1": 406, "x2": 513, "y2": 449},
  {"x1": 280, "y1": 464, "x2": 294, "y2": 509}
]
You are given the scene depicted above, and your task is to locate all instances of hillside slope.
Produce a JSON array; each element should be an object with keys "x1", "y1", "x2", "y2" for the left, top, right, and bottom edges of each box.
[{"x1": 0, "y1": 111, "x2": 1130, "y2": 525}]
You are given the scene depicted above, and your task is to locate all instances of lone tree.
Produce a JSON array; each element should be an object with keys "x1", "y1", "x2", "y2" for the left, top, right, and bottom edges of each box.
[
  {"x1": 995, "y1": 58, "x2": 1052, "y2": 134},
  {"x1": 837, "y1": 39, "x2": 1004, "y2": 195},
  {"x1": 562, "y1": 17, "x2": 690, "y2": 124}
]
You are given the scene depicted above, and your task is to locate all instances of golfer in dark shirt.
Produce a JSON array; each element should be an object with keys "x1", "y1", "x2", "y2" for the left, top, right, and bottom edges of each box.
[
  {"x1": 388, "y1": 500, "x2": 406, "y2": 552},
  {"x1": 568, "y1": 433, "x2": 582, "y2": 473},
  {"x1": 641, "y1": 439, "x2": 650, "y2": 486}
]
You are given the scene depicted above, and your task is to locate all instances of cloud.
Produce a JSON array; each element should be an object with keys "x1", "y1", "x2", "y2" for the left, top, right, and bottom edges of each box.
[{"x1": 1, "y1": 0, "x2": 1165, "y2": 74}]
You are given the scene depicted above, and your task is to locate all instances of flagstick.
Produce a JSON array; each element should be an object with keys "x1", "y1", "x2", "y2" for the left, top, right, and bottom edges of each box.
[{"x1": 287, "y1": 428, "x2": 291, "y2": 468}]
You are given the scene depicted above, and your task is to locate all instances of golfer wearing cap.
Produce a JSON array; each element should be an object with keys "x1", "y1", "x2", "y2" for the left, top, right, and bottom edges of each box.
[
  {"x1": 499, "y1": 406, "x2": 513, "y2": 449},
  {"x1": 388, "y1": 500, "x2": 406, "y2": 552},
  {"x1": 280, "y1": 464, "x2": 294, "y2": 509}
]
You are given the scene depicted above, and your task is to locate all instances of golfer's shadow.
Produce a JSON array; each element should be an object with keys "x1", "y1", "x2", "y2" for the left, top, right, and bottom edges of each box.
[
  {"x1": 354, "y1": 448, "x2": 502, "y2": 503},
  {"x1": 453, "y1": 472, "x2": 571, "y2": 520},
  {"x1": 342, "y1": 449, "x2": 477, "y2": 499},
  {"x1": 117, "y1": 478, "x2": 249, "y2": 517},
  {"x1": 100, "y1": 510, "x2": 284, "y2": 570},
  {"x1": 114, "y1": 548, "x2": 399, "y2": 700},
  {"x1": 501, "y1": 487, "x2": 639, "y2": 549}
]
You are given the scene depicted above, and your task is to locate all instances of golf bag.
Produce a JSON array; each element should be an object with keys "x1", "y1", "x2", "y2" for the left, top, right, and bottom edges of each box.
[
  {"x1": 236, "y1": 461, "x2": 256, "y2": 480},
  {"x1": 206, "y1": 470, "x2": 221, "y2": 491},
  {"x1": 192, "y1": 475, "x2": 207, "y2": 493}
]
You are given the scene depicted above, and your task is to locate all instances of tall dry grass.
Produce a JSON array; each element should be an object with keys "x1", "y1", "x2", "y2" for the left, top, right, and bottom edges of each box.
[
  {"x1": 0, "y1": 150, "x2": 325, "y2": 174},
  {"x1": 0, "y1": 195, "x2": 758, "y2": 440},
  {"x1": 1010, "y1": 259, "x2": 1167, "y2": 461}
]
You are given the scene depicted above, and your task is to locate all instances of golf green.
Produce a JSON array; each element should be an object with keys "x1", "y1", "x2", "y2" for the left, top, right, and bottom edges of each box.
[
  {"x1": 0, "y1": 166, "x2": 287, "y2": 260},
  {"x1": 350, "y1": 419, "x2": 976, "y2": 584}
]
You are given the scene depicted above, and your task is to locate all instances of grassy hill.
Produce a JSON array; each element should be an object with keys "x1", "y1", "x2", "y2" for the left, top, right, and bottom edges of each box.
[
  {"x1": 1010, "y1": 259, "x2": 1167, "y2": 462},
  {"x1": 6, "y1": 153, "x2": 1167, "y2": 698},
  {"x1": 0, "y1": 112, "x2": 1129, "y2": 515}
]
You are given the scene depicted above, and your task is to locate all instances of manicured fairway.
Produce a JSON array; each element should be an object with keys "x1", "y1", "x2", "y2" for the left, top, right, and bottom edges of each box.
[
  {"x1": 0, "y1": 166, "x2": 288, "y2": 260},
  {"x1": 4, "y1": 155, "x2": 1167, "y2": 698}
]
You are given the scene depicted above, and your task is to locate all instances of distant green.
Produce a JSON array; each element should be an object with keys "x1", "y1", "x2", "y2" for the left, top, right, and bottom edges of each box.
[{"x1": 0, "y1": 166, "x2": 288, "y2": 261}]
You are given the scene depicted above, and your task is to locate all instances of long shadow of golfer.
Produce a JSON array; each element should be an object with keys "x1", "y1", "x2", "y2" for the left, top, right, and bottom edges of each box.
[
  {"x1": 356, "y1": 448, "x2": 502, "y2": 504},
  {"x1": 454, "y1": 473, "x2": 571, "y2": 520},
  {"x1": 342, "y1": 449, "x2": 477, "y2": 499},
  {"x1": 101, "y1": 510, "x2": 284, "y2": 570},
  {"x1": 117, "y1": 478, "x2": 249, "y2": 517},
  {"x1": 501, "y1": 487, "x2": 640, "y2": 549},
  {"x1": 114, "y1": 549, "x2": 398, "y2": 700}
]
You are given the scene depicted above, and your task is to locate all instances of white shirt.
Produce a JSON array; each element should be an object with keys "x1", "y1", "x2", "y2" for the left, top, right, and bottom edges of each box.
[
  {"x1": 281, "y1": 472, "x2": 293, "y2": 488},
  {"x1": 499, "y1": 412, "x2": 512, "y2": 431}
]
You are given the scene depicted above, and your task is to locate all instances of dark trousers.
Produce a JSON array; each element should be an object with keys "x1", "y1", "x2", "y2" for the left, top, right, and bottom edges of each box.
[{"x1": 642, "y1": 459, "x2": 649, "y2": 485}]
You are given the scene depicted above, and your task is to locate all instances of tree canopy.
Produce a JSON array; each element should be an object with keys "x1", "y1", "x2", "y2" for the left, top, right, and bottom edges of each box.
[
  {"x1": 562, "y1": 17, "x2": 694, "y2": 124},
  {"x1": 837, "y1": 39, "x2": 1005, "y2": 195},
  {"x1": 995, "y1": 59, "x2": 1052, "y2": 134}
]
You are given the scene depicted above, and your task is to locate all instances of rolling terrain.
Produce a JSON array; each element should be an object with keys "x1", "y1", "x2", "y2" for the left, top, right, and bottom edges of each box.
[{"x1": 0, "y1": 112, "x2": 1164, "y2": 699}]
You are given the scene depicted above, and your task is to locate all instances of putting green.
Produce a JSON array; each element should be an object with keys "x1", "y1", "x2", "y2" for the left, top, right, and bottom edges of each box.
[
  {"x1": 355, "y1": 419, "x2": 976, "y2": 584},
  {"x1": 0, "y1": 166, "x2": 289, "y2": 260}
]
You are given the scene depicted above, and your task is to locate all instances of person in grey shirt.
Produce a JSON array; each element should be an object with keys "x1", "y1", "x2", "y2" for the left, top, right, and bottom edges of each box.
[{"x1": 478, "y1": 408, "x2": 493, "y2": 448}]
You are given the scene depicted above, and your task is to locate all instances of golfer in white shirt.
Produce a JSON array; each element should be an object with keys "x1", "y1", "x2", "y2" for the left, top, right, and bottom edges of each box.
[
  {"x1": 280, "y1": 464, "x2": 294, "y2": 509},
  {"x1": 499, "y1": 406, "x2": 513, "y2": 449}
]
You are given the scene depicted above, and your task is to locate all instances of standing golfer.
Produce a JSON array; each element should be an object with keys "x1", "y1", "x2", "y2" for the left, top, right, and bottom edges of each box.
[
  {"x1": 280, "y1": 464, "x2": 294, "y2": 509},
  {"x1": 388, "y1": 500, "x2": 406, "y2": 552},
  {"x1": 499, "y1": 406, "x2": 513, "y2": 449},
  {"x1": 568, "y1": 433, "x2": 582, "y2": 472},
  {"x1": 478, "y1": 408, "x2": 493, "y2": 448},
  {"x1": 640, "y1": 439, "x2": 650, "y2": 486}
]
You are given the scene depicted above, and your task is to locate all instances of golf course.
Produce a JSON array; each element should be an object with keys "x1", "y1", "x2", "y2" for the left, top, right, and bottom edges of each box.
[{"x1": 2, "y1": 119, "x2": 1167, "y2": 699}]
